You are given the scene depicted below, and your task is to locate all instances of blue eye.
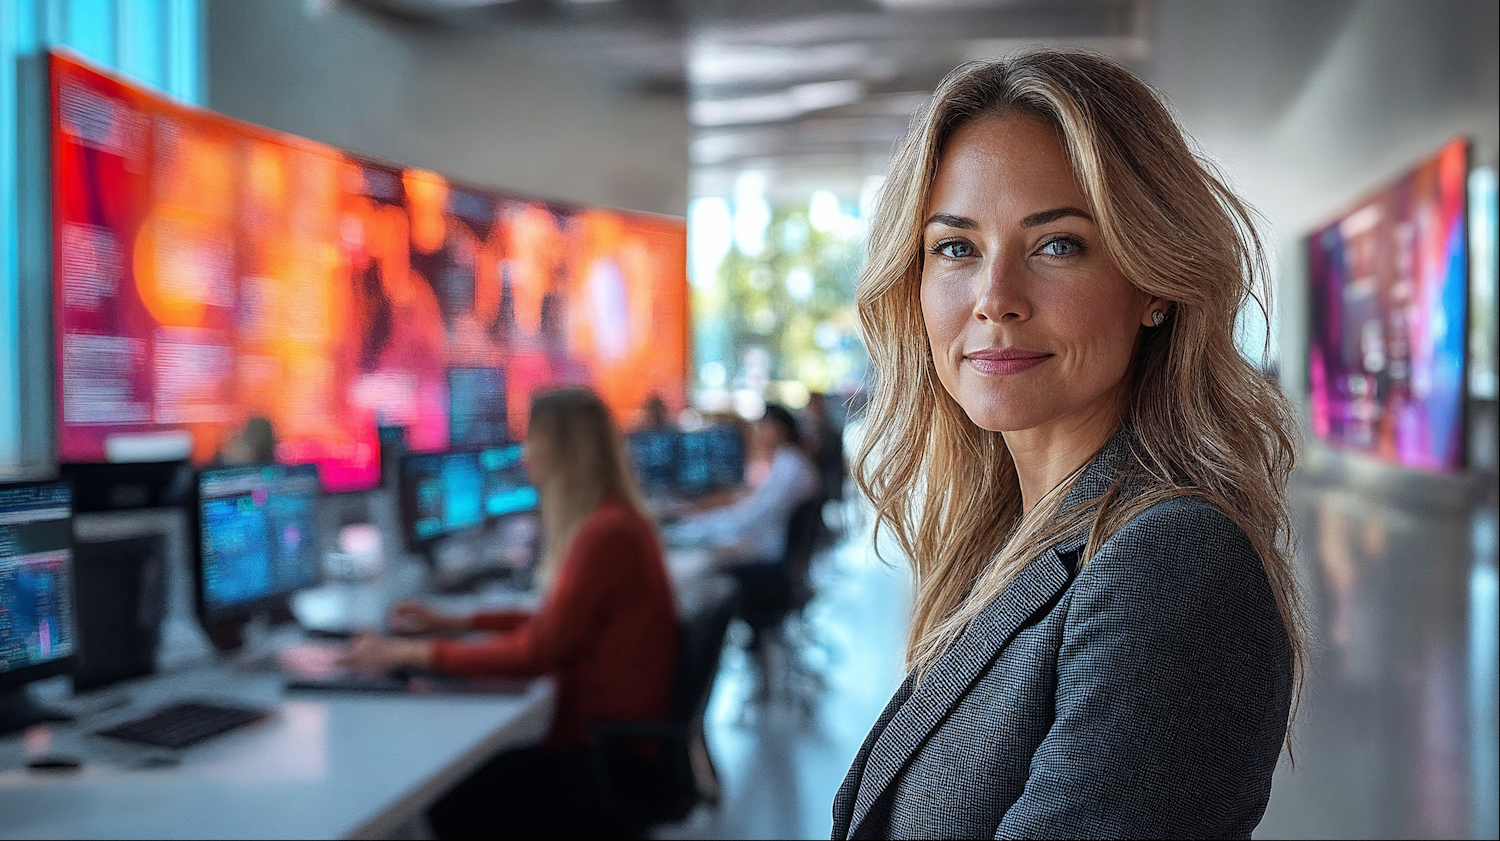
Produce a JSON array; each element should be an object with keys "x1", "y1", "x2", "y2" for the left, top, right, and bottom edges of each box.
[
  {"x1": 1038, "y1": 237, "x2": 1084, "y2": 257},
  {"x1": 929, "y1": 239, "x2": 974, "y2": 259}
]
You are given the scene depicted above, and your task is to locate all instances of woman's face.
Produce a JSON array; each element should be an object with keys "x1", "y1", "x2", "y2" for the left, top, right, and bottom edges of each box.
[
  {"x1": 751, "y1": 418, "x2": 784, "y2": 454},
  {"x1": 919, "y1": 113, "x2": 1166, "y2": 435}
]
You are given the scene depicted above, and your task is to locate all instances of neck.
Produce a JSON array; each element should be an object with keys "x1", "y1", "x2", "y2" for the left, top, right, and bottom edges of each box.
[{"x1": 1002, "y1": 389, "x2": 1125, "y2": 514}]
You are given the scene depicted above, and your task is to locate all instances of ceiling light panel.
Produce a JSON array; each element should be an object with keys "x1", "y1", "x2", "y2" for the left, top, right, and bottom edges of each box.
[
  {"x1": 688, "y1": 42, "x2": 872, "y2": 87},
  {"x1": 691, "y1": 79, "x2": 865, "y2": 127}
]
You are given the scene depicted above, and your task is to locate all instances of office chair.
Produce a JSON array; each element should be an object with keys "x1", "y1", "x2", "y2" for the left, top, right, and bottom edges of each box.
[
  {"x1": 593, "y1": 575, "x2": 740, "y2": 828},
  {"x1": 726, "y1": 498, "x2": 826, "y2": 709}
]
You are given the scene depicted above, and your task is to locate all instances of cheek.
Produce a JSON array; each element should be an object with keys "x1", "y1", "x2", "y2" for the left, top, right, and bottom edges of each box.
[
  {"x1": 919, "y1": 271, "x2": 968, "y2": 367},
  {"x1": 1041, "y1": 277, "x2": 1144, "y2": 378}
]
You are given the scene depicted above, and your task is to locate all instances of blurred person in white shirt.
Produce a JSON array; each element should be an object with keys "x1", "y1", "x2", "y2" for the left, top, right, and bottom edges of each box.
[{"x1": 667, "y1": 404, "x2": 819, "y2": 566}]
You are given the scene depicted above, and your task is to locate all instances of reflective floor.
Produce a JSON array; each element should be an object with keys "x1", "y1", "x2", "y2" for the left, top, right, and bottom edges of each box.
[
  {"x1": 1257, "y1": 473, "x2": 1498, "y2": 840},
  {"x1": 658, "y1": 503, "x2": 911, "y2": 841},
  {"x1": 660, "y1": 436, "x2": 1500, "y2": 840}
]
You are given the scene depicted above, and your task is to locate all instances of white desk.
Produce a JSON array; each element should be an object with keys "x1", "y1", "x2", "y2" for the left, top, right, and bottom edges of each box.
[
  {"x1": 0, "y1": 664, "x2": 554, "y2": 840},
  {"x1": 0, "y1": 542, "x2": 717, "y2": 839}
]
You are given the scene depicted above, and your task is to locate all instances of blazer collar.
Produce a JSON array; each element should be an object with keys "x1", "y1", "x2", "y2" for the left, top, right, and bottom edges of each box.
[
  {"x1": 1052, "y1": 426, "x2": 1130, "y2": 552},
  {"x1": 843, "y1": 429, "x2": 1128, "y2": 838}
]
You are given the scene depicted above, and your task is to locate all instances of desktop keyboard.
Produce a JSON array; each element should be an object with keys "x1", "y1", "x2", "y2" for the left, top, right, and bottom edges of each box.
[
  {"x1": 94, "y1": 701, "x2": 270, "y2": 749},
  {"x1": 285, "y1": 671, "x2": 531, "y2": 696}
]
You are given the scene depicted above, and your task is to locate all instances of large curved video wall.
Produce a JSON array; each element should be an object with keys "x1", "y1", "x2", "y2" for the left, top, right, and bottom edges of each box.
[{"x1": 50, "y1": 51, "x2": 689, "y2": 492}]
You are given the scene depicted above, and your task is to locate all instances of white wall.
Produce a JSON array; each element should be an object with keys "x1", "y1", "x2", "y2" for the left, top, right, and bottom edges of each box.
[
  {"x1": 206, "y1": 0, "x2": 689, "y2": 218},
  {"x1": 1145, "y1": 0, "x2": 1499, "y2": 398}
]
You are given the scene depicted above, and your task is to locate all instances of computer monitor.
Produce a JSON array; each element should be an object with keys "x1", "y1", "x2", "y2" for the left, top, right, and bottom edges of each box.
[
  {"x1": 704, "y1": 424, "x2": 746, "y2": 489},
  {"x1": 448, "y1": 368, "x2": 509, "y2": 449},
  {"x1": 478, "y1": 444, "x2": 538, "y2": 518},
  {"x1": 627, "y1": 430, "x2": 679, "y2": 496},
  {"x1": 60, "y1": 461, "x2": 194, "y2": 513},
  {"x1": 676, "y1": 431, "x2": 715, "y2": 498},
  {"x1": 670, "y1": 425, "x2": 746, "y2": 498},
  {"x1": 72, "y1": 534, "x2": 166, "y2": 692},
  {"x1": 399, "y1": 451, "x2": 485, "y2": 550},
  {"x1": 196, "y1": 465, "x2": 323, "y2": 621},
  {"x1": 0, "y1": 481, "x2": 77, "y2": 734}
]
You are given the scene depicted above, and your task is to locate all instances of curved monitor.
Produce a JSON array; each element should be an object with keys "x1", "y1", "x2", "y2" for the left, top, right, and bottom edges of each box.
[{"x1": 50, "y1": 51, "x2": 689, "y2": 495}]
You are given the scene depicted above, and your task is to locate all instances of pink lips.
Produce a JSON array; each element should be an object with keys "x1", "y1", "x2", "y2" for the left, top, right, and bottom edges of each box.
[{"x1": 964, "y1": 347, "x2": 1052, "y2": 376}]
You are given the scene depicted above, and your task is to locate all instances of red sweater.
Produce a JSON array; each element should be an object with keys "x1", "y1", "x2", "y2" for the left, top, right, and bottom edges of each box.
[{"x1": 430, "y1": 500, "x2": 677, "y2": 750}]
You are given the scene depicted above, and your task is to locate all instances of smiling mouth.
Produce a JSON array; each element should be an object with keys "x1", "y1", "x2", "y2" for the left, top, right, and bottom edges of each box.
[{"x1": 963, "y1": 349, "x2": 1052, "y2": 376}]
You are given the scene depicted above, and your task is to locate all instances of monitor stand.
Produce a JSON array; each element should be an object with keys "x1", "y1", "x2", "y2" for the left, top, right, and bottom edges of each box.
[
  {"x1": 205, "y1": 597, "x2": 294, "y2": 653},
  {"x1": 0, "y1": 687, "x2": 74, "y2": 736}
]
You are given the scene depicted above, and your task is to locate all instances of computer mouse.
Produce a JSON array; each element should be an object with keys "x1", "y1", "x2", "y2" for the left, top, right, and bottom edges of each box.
[{"x1": 26, "y1": 755, "x2": 83, "y2": 772}]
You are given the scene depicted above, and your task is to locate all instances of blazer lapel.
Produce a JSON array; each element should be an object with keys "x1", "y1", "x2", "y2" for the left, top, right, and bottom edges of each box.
[
  {"x1": 846, "y1": 546, "x2": 1076, "y2": 837},
  {"x1": 831, "y1": 671, "x2": 917, "y2": 839},
  {"x1": 840, "y1": 429, "x2": 1128, "y2": 838}
]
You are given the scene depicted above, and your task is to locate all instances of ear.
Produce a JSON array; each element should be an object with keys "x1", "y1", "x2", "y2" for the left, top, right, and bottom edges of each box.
[{"x1": 1140, "y1": 295, "x2": 1174, "y2": 328}]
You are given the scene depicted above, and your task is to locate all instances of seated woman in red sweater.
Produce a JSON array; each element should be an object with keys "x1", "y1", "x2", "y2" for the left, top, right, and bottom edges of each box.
[{"x1": 341, "y1": 387, "x2": 678, "y2": 839}]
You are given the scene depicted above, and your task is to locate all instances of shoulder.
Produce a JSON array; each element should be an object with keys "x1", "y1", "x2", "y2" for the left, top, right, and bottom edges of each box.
[
  {"x1": 1059, "y1": 495, "x2": 1290, "y2": 684},
  {"x1": 1085, "y1": 496, "x2": 1257, "y2": 580},
  {"x1": 772, "y1": 444, "x2": 813, "y2": 469},
  {"x1": 771, "y1": 445, "x2": 818, "y2": 484},
  {"x1": 573, "y1": 501, "x2": 658, "y2": 554},
  {"x1": 1072, "y1": 496, "x2": 1278, "y2": 627}
]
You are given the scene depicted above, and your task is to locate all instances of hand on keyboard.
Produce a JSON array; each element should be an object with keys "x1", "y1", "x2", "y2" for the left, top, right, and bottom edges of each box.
[
  {"x1": 277, "y1": 642, "x2": 349, "y2": 681},
  {"x1": 337, "y1": 633, "x2": 435, "y2": 673}
]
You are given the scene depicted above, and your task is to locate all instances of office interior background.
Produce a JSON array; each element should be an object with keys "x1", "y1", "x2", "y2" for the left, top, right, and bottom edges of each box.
[{"x1": 0, "y1": 0, "x2": 1496, "y2": 838}]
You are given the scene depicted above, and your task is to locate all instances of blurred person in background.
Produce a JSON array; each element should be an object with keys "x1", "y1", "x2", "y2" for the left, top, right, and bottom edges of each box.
[
  {"x1": 803, "y1": 391, "x2": 847, "y2": 504},
  {"x1": 216, "y1": 416, "x2": 277, "y2": 466},
  {"x1": 341, "y1": 388, "x2": 676, "y2": 839},
  {"x1": 834, "y1": 50, "x2": 1303, "y2": 839},
  {"x1": 666, "y1": 404, "x2": 818, "y2": 669},
  {"x1": 636, "y1": 393, "x2": 674, "y2": 432},
  {"x1": 666, "y1": 403, "x2": 818, "y2": 567}
]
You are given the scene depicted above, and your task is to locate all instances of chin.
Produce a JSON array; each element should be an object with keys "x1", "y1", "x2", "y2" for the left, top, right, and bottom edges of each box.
[{"x1": 956, "y1": 397, "x2": 1052, "y2": 433}]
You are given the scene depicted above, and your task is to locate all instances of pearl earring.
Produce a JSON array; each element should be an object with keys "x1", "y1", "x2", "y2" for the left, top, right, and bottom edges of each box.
[{"x1": 1151, "y1": 311, "x2": 1165, "y2": 327}]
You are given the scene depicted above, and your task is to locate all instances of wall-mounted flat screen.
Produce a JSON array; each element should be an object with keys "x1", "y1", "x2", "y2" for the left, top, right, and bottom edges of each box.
[
  {"x1": 1306, "y1": 138, "x2": 1469, "y2": 472},
  {"x1": 51, "y1": 51, "x2": 689, "y2": 492}
]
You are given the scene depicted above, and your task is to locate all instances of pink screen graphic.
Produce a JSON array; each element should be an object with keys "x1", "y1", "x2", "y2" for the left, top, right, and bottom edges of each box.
[
  {"x1": 51, "y1": 52, "x2": 689, "y2": 491},
  {"x1": 1306, "y1": 138, "x2": 1468, "y2": 472}
]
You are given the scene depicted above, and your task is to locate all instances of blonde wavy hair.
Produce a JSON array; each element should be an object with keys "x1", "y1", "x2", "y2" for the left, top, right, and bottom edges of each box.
[
  {"x1": 852, "y1": 50, "x2": 1306, "y2": 692},
  {"x1": 528, "y1": 388, "x2": 647, "y2": 583}
]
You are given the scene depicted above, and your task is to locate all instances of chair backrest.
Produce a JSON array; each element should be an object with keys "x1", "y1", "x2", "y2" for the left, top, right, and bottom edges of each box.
[
  {"x1": 669, "y1": 576, "x2": 739, "y2": 724},
  {"x1": 782, "y1": 498, "x2": 824, "y2": 589}
]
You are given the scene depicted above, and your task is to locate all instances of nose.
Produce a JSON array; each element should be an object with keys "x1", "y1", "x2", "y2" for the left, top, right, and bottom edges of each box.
[{"x1": 972, "y1": 254, "x2": 1029, "y2": 323}]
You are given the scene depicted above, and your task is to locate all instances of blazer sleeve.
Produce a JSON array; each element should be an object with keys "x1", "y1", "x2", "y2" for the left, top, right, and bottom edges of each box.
[{"x1": 995, "y1": 499, "x2": 1293, "y2": 840}]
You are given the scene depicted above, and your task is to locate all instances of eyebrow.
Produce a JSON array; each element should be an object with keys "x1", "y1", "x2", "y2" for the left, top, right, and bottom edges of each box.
[
  {"x1": 923, "y1": 212, "x2": 977, "y2": 230},
  {"x1": 1020, "y1": 206, "x2": 1092, "y2": 227},
  {"x1": 923, "y1": 206, "x2": 1093, "y2": 231}
]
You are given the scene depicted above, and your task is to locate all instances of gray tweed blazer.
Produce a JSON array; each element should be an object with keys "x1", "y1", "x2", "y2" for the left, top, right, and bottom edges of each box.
[{"x1": 832, "y1": 433, "x2": 1293, "y2": 840}]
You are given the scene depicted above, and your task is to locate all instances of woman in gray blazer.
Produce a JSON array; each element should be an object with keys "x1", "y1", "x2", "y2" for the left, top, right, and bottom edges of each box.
[{"x1": 834, "y1": 50, "x2": 1305, "y2": 840}]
